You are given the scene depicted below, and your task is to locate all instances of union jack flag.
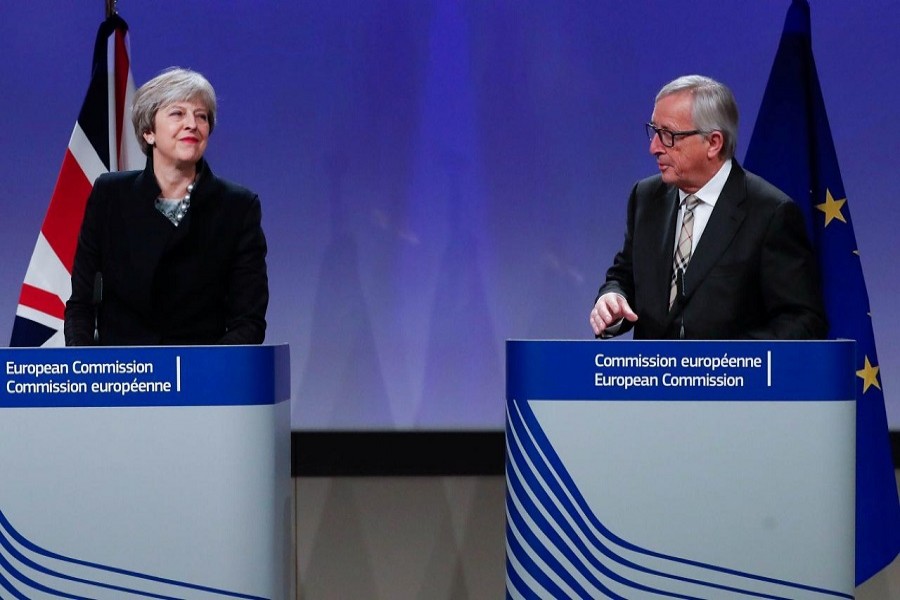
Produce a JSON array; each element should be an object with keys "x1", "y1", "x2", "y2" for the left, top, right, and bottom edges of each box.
[{"x1": 10, "y1": 14, "x2": 142, "y2": 347}]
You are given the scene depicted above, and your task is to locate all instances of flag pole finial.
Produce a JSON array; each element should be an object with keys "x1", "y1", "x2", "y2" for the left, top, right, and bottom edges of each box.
[{"x1": 106, "y1": 0, "x2": 117, "y2": 17}]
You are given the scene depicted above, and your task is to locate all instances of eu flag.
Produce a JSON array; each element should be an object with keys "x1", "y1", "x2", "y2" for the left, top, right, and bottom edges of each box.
[{"x1": 744, "y1": 0, "x2": 900, "y2": 585}]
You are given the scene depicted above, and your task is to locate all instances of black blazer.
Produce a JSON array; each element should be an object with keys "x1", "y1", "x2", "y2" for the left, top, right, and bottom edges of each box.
[
  {"x1": 64, "y1": 157, "x2": 268, "y2": 346},
  {"x1": 597, "y1": 162, "x2": 827, "y2": 340}
]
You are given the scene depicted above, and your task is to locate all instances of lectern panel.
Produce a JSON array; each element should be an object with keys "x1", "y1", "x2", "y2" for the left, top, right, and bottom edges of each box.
[
  {"x1": 0, "y1": 345, "x2": 291, "y2": 600},
  {"x1": 505, "y1": 340, "x2": 855, "y2": 600}
]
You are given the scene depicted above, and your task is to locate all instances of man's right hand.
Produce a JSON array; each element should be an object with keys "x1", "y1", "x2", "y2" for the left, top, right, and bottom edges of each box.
[{"x1": 590, "y1": 293, "x2": 638, "y2": 337}]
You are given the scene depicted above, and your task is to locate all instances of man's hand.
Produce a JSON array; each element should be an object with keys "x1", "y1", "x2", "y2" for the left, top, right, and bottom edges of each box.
[{"x1": 590, "y1": 293, "x2": 638, "y2": 337}]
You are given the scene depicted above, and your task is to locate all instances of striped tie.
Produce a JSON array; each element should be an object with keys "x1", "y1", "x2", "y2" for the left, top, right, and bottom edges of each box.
[{"x1": 669, "y1": 194, "x2": 700, "y2": 309}]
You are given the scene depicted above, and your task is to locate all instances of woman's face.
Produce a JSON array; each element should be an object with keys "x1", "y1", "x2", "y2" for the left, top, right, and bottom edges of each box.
[{"x1": 144, "y1": 98, "x2": 210, "y2": 170}]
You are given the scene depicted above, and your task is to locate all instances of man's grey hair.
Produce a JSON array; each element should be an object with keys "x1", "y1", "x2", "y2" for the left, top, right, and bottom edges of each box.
[
  {"x1": 656, "y1": 75, "x2": 738, "y2": 159},
  {"x1": 131, "y1": 67, "x2": 217, "y2": 156}
]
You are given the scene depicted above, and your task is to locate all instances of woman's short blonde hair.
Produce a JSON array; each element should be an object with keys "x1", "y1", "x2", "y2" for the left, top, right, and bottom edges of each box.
[{"x1": 131, "y1": 67, "x2": 217, "y2": 155}]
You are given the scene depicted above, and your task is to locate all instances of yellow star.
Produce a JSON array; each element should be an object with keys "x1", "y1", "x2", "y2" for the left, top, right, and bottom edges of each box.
[
  {"x1": 815, "y1": 189, "x2": 847, "y2": 227},
  {"x1": 856, "y1": 356, "x2": 881, "y2": 393}
]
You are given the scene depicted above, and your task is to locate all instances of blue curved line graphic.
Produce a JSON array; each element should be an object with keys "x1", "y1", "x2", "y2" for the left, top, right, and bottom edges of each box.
[
  {"x1": 0, "y1": 508, "x2": 266, "y2": 599},
  {"x1": 508, "y1": 491, "x2": 615, "y2": 598},
  {"x1": 507, "y1": 400, "x2": 803, "y2": 599},
  {"x1": 0, "y1": 514, "x2": 185, "y2": 600},
  {"x1": 507, "y1": 433, "x2": 713, "y2": 599},
  {"x1": 510, "y1": 397, "x2": 852, "y2": 598},
  {"x1": 507, "y1": 405, "x2": 792, "y2": 599},
  {"x1": 507, "y1": 397, "x2": 852, "y2": 599},
  {"x1": 506, "y1": 486, "x2": 673, "y2": 599},
  {"x1": 0, "y1": 546, "x2": 91, "y2": 599},
  {"x1": 507, "y1": 508, "x2": 601, "y2": 599},
  {"x1": 0, "y1": 568, "x2": 31, "y2": 600},
  {"x1": 505, "y1": 549, "x2": 530, "y2": 599}
]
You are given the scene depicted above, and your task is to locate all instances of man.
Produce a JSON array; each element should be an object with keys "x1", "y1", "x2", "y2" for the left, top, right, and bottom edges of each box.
[{"x1": 590, "y1": 75, "x2": 826, "y2": 340}]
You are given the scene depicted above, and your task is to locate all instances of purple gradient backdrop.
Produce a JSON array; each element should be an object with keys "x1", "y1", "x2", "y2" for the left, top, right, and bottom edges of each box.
[{"x1": 2, "y1": 1, "x2": 897, "y2": 430}]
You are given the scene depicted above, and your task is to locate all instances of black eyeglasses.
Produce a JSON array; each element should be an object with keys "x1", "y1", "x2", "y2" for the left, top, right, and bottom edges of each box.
[{"x1": 645, "y1": 123, "x2": 705, "y2": 148}]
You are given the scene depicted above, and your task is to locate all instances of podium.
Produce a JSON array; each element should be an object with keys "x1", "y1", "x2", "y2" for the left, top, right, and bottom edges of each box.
[
  {"x1": 0, "y1": 344, "x2": 292, "y2": 600},
  {"x1": 505, "y1": 340, "x2": 856, "y2": 599}
]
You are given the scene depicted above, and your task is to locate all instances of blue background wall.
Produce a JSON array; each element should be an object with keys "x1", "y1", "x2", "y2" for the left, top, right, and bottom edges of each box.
[{"x1": 2, "y1": 1, "x2": 897, "y2": 430}]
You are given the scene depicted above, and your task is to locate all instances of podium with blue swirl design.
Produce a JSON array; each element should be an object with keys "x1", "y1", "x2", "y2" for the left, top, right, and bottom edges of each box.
[
  {"x1": 0, "y1": 345, "x2": 291, "y2": 600},
  {"x1": 505, "y1": 340, "x2": 856, "y2": 599}
]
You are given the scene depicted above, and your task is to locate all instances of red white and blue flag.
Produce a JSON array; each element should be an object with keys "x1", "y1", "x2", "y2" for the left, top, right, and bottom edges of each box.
[{"x1": 10, "y1": 14, "x2": 142, "y2": 347}]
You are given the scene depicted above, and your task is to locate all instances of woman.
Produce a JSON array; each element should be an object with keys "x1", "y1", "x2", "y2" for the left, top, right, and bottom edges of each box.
[{"x1": 64, "y1": 67, "x2": 268, "y2": 345}]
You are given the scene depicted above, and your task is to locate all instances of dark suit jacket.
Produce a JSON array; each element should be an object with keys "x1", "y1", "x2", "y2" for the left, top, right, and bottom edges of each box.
[
  {"x1": 64, "y1": 157, "x2": 268, "y2": 346},
  {"x1": 597, "y1": 161, "x2": 827, "y2": 339}
]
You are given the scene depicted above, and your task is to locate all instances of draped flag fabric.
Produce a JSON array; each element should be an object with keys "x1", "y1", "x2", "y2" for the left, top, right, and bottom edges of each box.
[
  {"x1": 10, "y1": 14, "x2": 142, "y2": 347},
  {"x1": 744, "y1": 0, "x2": 900, "y2": 585}
]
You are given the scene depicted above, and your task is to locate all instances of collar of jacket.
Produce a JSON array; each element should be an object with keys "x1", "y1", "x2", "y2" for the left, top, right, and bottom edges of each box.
[{"x1": 134, "y1": 154, "x2": 214, "y2": 207}]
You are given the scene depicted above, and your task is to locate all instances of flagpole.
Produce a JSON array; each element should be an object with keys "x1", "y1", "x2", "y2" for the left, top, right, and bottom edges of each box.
[{"x1": 106, "y1": 0, "x2": 117, "y2": 17}]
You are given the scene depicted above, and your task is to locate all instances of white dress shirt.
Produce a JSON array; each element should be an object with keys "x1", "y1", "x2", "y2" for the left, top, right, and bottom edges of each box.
[{"x1": 672, "y1": 159, "x2": 733, "y2": 256}]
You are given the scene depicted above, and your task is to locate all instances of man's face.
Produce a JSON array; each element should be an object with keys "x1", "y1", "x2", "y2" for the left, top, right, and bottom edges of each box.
[{"x1": 648, "y1": 91, "x2": 714, "y2": 193}]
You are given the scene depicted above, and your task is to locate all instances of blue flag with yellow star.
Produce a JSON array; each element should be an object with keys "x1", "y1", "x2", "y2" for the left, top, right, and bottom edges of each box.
[{"x1": 744, "y1": 0, "x2": 900, "y2": 585}]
